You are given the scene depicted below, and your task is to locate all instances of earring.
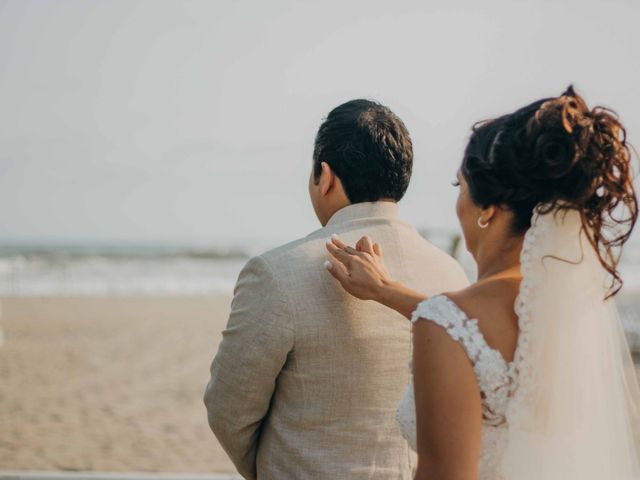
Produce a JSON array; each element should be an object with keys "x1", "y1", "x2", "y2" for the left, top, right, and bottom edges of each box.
[{"x1": 477, "y1": 217, "x2": 490, "y2": 229}]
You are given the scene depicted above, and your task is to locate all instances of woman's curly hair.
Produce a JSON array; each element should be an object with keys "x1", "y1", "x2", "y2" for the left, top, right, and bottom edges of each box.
[{"x1": 462, "y1": 86, "x2": 637, "y2": 296}]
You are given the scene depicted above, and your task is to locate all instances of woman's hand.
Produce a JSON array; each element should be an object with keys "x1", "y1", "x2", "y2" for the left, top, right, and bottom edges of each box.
[
  {"x1": 324, "y1": 234, "x2": 429, "y2": 319},
  {"x1": 324, "y1": 234, "x2": 393, "y2": 301}
]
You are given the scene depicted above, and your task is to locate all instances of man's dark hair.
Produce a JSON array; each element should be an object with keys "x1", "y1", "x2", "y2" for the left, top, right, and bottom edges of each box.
[{"x1": 313, "y1": 99, "x2": 413, "y2": 203}]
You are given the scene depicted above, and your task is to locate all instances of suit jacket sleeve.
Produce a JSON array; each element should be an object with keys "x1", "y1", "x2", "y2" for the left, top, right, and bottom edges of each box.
[{"x1": 203, "y1": 255, "x2": 293, "y2": 480}]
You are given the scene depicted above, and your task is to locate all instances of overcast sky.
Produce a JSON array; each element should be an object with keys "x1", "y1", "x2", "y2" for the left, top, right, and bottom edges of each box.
[{"x1": 0, "y1": 0, "x2": 639, "y2": 248}]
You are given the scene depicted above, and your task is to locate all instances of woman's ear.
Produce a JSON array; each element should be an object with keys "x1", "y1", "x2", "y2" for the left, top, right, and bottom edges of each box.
[{"x1": 479, "y1": 205, "x2": 497, "y2": 225}]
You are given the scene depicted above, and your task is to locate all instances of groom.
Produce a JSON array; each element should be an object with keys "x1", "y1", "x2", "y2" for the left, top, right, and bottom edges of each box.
[{"x1": 204, "y1": 99, "x2": 469, "y2": 479}]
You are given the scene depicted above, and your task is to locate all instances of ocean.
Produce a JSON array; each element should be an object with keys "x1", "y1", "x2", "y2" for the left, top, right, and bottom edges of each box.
[
  {"x1": 0, "y1": 244, "x2": 250, "y2": 297},
  {"x1": 0, "y1": 238, "x2": 638, "y2": 350},
  {"x1": 0, "y1": 236, "x2": 640, "y2": 352},
  {"x1": 0, "y1": 237, "x2": 639, "y2": 297}
]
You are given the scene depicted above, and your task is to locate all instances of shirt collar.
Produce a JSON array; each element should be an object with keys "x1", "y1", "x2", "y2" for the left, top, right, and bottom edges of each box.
[{"x1": 325, "y1": 201, "x2": 400, "y2": 227}]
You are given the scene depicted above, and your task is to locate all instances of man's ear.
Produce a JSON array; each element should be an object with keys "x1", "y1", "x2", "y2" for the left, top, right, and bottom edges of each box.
[{"x1": 319, "y1": 162, "x2": 335, "y2": 196}]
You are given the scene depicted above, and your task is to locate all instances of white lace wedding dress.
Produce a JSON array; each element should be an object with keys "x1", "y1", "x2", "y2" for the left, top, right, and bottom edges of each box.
[
  {"x1": 395, "y1": 294, "x2": 516, "y2": 480},
  {"x1": 394, "y1": 207, "x2": 640, "y2": 480}
]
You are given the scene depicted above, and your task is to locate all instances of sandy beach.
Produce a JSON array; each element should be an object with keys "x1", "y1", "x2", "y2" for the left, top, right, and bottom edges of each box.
[
  {"x1": 0, "y1": 296, "x2": 236, "y2": 474},
  {"x1": 2, "y1": 292, "x2": 640, "y2": 475}
]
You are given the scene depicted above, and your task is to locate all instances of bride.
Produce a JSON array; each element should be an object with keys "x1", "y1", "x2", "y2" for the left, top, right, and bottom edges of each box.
[{"x1": 324, "y1": 87, "x2": 640, "y2": 479}]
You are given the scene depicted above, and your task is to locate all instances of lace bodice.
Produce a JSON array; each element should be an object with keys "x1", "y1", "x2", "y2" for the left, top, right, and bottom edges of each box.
[{"x1": 395, "y1": 294, "x2": 516, "y2": 479}]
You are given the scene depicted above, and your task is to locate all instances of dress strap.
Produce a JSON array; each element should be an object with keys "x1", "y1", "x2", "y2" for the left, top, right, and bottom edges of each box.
[
  {"x1": 412, "y1": 294, "x2": 514, "y2": 427},
  {"x1": 411, "y1": 295, "x2": 493, "y2": 366}
]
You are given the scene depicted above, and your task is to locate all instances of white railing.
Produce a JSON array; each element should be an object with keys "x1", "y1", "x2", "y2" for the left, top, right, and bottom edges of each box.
[{"x1": 0, "y1": 472, "x2": 241, "y2": 480}]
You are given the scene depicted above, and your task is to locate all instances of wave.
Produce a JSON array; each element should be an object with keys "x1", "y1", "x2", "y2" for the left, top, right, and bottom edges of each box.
[
  {"x1": 0, "y1": 255, "x2": 247, "y2": 296},
  {"x1": 0, "y1": 240, "x2": 638, "y2": 297},
  {"x1": 0, "y1": 244, "x2": 251, "y2": 261}
]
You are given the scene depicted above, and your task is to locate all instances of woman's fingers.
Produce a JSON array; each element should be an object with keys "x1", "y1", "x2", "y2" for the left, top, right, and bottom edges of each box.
[
  {"x1": 356, "y1": 236, "x2": 374, "y2": 255},
  {"x1": 334, "y1": 233, "x2": 375, "y2": 258},
  {"x1": 373, "y1": 243, "x2": 383, "y2": 258},
  {"x1": 344, "y1": 246, "x2": 360, "y2": 255},
  {"x1": 324, "y1": 258, "x2": 349, "y2": 283},
  {"x1": 330, "y1": 235, "x2": 362, "y2": 258},
  {"x1": 326, "y1": 241, "x2": 354, "y2": 265},
  {"x1": 330, "y1": 234, "x2": 349, "y2": 249}
]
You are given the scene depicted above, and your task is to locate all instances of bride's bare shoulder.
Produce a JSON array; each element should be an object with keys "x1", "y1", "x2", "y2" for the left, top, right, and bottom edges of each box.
[{"x1": 445, "y1": 277, "x2": 520, "y2": 316}]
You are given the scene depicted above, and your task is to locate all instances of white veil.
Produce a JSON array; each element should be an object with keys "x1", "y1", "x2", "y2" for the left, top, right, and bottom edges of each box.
[{"x1": 502, "y1": 206, "x2": 640, "y2": 479}]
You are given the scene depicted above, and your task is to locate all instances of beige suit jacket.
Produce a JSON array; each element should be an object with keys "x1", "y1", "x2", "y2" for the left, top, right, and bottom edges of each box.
[{"x1": 204, "y1": 202, "x2": 469, "y2": 479}]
